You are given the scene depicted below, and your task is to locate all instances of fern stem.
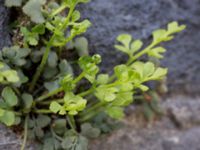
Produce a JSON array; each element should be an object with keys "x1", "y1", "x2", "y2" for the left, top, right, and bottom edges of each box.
[
  {"x1": 36, "y1": 87, "x2": 63, "y2": 102},
  {"x1": 29, "y1": 5, "x2": 75, "y2": 92},
  {"x1": 20, "y1": 115, "x2": 28, "y2": 150}
]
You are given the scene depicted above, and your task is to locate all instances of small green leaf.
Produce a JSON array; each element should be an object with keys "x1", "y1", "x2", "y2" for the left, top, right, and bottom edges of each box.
[
  {"x1": 35, "y1": 127, "x2": 44, "y2": 138},
  {"x1": 131, "y1": 61, "x2": 144, "y2": 78},
  {"x1": 44, "y1": 81, "x2": 59, "y2": 92},
  {"x1": 5, "y1": 0, "x2": 22, "y2": 7},
  {"x1": 105, "y1": 107, "x2": 124, "y2": 119},
  {"x1": 114, "y1": 45, "x2": 129, "y2": 54},
  {"x1": 130, "y1": 40, "x2": 143, "y2": 54},
  {"x1": 97, "y1": 74, "x2": 109, "y2": 85},
  {"x1": 43, "y1": 66, "x2": 58, "y2": 79},
  {"x1": 22, "y1": 93, "x2": 33, "y2": 110},
  {"x1": 72, "y1": 10, "x2": 81, "y2": 22},
  {"x1": 167, "y1": 21, "x2": 186, "y2": 34},
  {"x1": 32, "y1": 24, "x2": 45, "y2": 34},
  {"x1": 50, "y1": 102, "x2": 62, "y2": 114},
  {"x1": 2, "y1": 87, "x2": 18, "y2": 107},
  {"x1": 143, "y1": 62, "x2": 155, "y2": 78},
  {"x1": 95, "y1": 86, "x2": 118, "y2": 102},
  {"x1": 152, "y1": 29, "x2": 167, "y2": 43},
  {"x1": 36, "y1": 115, "x2": 51, "y2": 128},
  {"x1": 2, "y1": 70, "x2": 19, "y2": 83},
  {"x1": 59, "y1": 60, "x2": 74, "y2": 76},
  {"x1": 64, "y1": 93, "x2": 87, "y2": 115},
  {"x1": 112, "y1": 92, "x2": 133, "y2": 106},
  {"x1": 0, "y1": 110, "x2": 15, "y2": 126},
  {"x1": 43, "y1": 138, "x2": 55, "y2": 150},
  {"x1": 75, "y1": 136, "x2": 88, "y2": 150},
  {"x1": 114, "y1": 65, "x2": 129, "y2": 81},
  {"x1": 74, "y1": 37, "x2": 89, "y2": 56},
  {"x1": 0, "y1": 62, "x2": 4, "y2": 69},
  {"x1": 148, "y1": 47, "x2": 166, "y2": 59},
  {"x1": 116, "y1": 34, "x2": 132, "y2": 48},
  {"x1": 78, "y1": 0, "x2": 91, "y2": 3},
  {"x1": 61, "y1": 136, "x2": 77, "y2": 149},
  {"x1": 48, "y1": 51, "x2": 58, "y2": 68},
  {"x1": 138, "y1": 84, "x2": 149, "y2": 91},
  {"x1": 150, "y1": 68, "x2": 168, "y2": 80},
  {"x1": 13, "y1": 70, "x2": 28, "y2": 87},
  {"x1": 23, "y1": 0, "x2": 46, "y2": 23},
  {"x1": 81, "y1": 123, "x2": 100, "y2": 138},
  {"x1": 53, "y1": 119, "x2": 67, "y2": 135},
  {"x1": 14, "y1": 116, "x2": 21, "y2": 125},
  {"x1": 0, "y1": 108, "x2": 5, "y2": 117}
]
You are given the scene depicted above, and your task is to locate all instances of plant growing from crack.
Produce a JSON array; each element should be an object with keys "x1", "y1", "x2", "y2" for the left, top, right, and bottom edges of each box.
[{"x1": 0, "y1": 0, "x2": 186, "y2": 149}]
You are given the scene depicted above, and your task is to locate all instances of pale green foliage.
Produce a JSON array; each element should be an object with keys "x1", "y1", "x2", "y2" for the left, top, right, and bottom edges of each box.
[
  {"x1": 5, "y1": 0, "x2": 22, "y2": 7},
  {"x1": 2, "y1": 87, "x2": 18, "y2": 107},
  {"x1": 21, "y1": 24, "x2": 45, "y2": 46},
  {"x1": 115, "y1": 34, "x2": 143, "y2": 57},
  {"x1": 0, "y1": 46, "x2": 31, "y2": 67},
  {"x1": 115, "y1": 21, "x2": 186, "y2": 60},
  {"x1": 2, "y1": 0, "x2": 186, "y2": 148},
  {"x1": 0, "y1": 87, "x2": 18, "y2": 126},
  {"x1": 23, "y1": 0, "x2": 47, "y2": 23},
  {"x1": 78, "y1": 55, "x2": 101, "y2": 83},
  {"x1": 0, "y1": 62, "x2": 19, "y2": 83},
  {"x1": 50, "y1": 92, "x2": 87, "y2": 115},
  {"x1": 74, "y1": 37, "x2": 89, "y2": 56}
]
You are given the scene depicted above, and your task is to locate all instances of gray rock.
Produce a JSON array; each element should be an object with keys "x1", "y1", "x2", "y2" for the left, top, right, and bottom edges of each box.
[
  {"x1": 0, "y1": 0, "x2": 11, "y2": 50},
  {"x1": 162, "y1": 127, "x2": 200, "y2": 150},
  {"x1": 89, "y1": 96, "x2": 200, "y2": 150},
  {"x1": 163, "y1": 96, "x2": 200, "y2": 129},
  {"x1": 79, "y1": 0, "x2": 200, "y2": 94},
  {"x1": 0, "y1": 125, "x2": 21, "y2": 150}
]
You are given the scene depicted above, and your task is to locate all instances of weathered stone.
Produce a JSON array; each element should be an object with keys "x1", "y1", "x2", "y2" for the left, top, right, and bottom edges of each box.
[
  {"x1": 0, "y1": 0, "x2": 11, "y2": 50},
  {"x1": 79, "y1": 0, "x2": 200, "y2": 94},
  {"x1": 163, "y1": 96, "x2": 200, "y2": 129},
  {"x1": 89, "y1": 96, "x2": 200, "y2": 150}
]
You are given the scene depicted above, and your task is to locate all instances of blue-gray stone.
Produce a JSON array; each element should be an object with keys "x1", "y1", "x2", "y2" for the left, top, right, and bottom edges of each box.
[{"x1": 79, "y1": 0, "x2": 200, "y2": 94}]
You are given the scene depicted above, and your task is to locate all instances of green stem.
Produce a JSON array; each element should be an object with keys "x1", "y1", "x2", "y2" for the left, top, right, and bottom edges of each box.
[
  {"x1": 36, "y1": 71, "x2": 85, "y2": 102},
  {"x1": 36, "y1": 87, "x2": 63, "y2": 102},
  {"x1": 73, "y1": 72, "x2": 85, "y2": 84},
  {"x1": 20, "y1": 115, "x2": 28, "y2": 150},
  {"x1": 51, "y1": 4, "x2": 68, "y2": 17},
  {"x1": 78, "y1": 88, "x2": 94, "y2": 97},
  {"x1": 34, "y1": 109, "x2": 52, "y2": 114},
  {"x1": 126, "y1": 43, "x2": 156, "y2": 65},
  {"x1": 79, "y1": 102, "x2": 105, "y2": 118},
  {"x1": 79, "y1": 109, "x2": 102, "y2": 123},
  {"x1": 15, "y1": 112, "x2": 22, "y2": 116},
  {"x1": 37, "y1": 98, "x2": 64, "y2": 105},
  {"x1": 50, "y1": 127, "x2": 63, "y2": 142},
  {"x1": 108, "y1": 42, "x2": 157, "y2": 83},
  {"x1": 29, "y1": 5, "x2": 75, "y2": 92},
  {"x1": 67, "y1": 115, "x2": 77, "y2": 132}
]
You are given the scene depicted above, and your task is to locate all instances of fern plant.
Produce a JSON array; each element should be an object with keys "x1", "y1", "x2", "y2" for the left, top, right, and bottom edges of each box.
[{"x1": 0, "y1": 0, "x2": 186, "y2": 149}]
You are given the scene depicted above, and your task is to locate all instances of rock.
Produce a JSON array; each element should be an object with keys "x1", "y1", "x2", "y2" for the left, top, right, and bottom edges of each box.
[
  {"x1": 79, "y1": 0, "x2": 200, "y2": 94},
  {"x1": 162, "y1": 127, "x2": 200, "y2": 150},
  {"x1": 163, "y1": 96, "x2": 200, "y2": 129},
  {"x1": 0, "y1": 0, "x2": 11, "y2": 50},
  {"x1": 0, "y1": 125, "x2": 20, "y2": 150},
  {"x1": 89, "y1": 96, "x2": 200, "y2": 150}
]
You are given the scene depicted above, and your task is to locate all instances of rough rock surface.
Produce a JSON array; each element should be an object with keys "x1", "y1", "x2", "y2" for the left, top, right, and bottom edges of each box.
[
  {"x1": 79, "y1": 0, "x2": 200, "y2": 94},
  {"x1": 0, "y1": 0, "x2": 11, "y2": 50},
  {"x1": 89, "y1": 96, "x2": 200, "y2": 150},
  {"x1": 1, "y1": 0, "x2": 200, "y2": 150}
]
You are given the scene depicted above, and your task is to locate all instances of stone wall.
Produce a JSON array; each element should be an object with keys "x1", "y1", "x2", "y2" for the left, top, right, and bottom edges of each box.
[
  {"x1": 79, "y1": 0, "x2": 200, "y2": 95},
  {"x1": 0, "y1": 1, "x2": 200, "y2": 149},
  {"x1": 0, "y1": 0, "x2": 11, "y2": 49}
]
